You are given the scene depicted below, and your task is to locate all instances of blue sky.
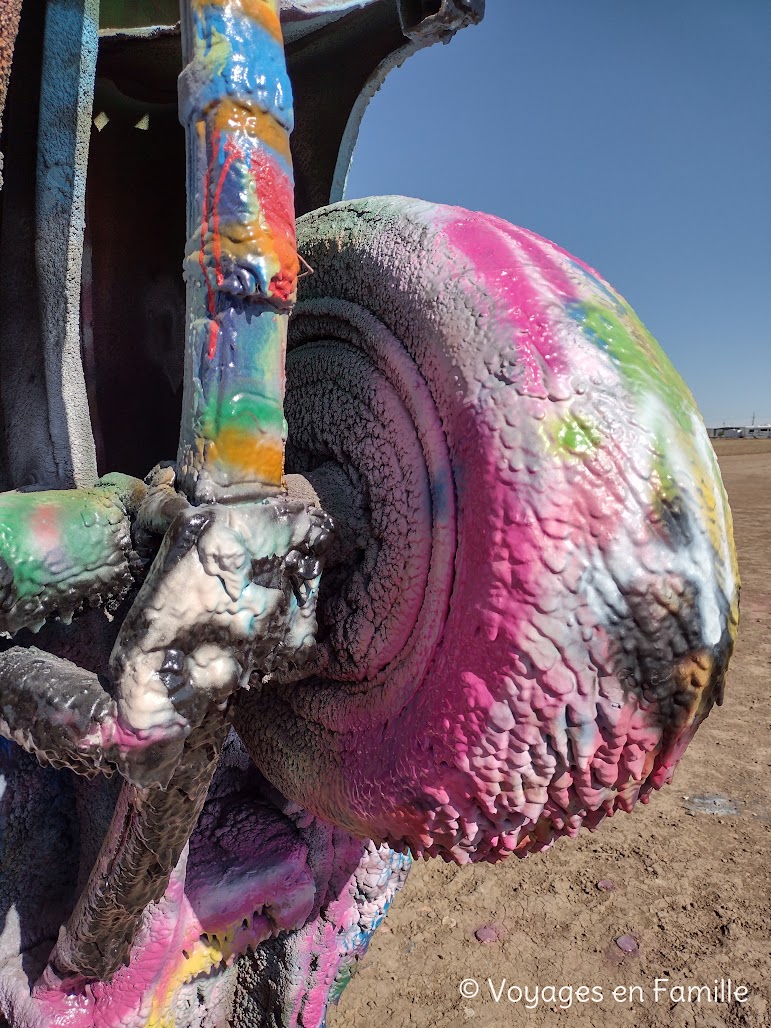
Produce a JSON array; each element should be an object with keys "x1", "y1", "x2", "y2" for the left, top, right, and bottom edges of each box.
[{"x1": 345, "y1": 1, "x2": 770, "y2": 427}]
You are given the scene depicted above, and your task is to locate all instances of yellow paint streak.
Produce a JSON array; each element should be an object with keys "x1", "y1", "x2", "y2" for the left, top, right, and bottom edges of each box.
[
  {"x1": 672, "y1": 650, "x2": 716, "y2": 730},
  {"x1": 211, "y1": 101, "x2": 291, "y2": 162},
  {"x1": 211, "y1": 427, "x2": 284, "y2": 485},
  {"x1": 146, "y1": 944, "x2": 224, "y2": 1028},
  {"x1": 199, "y1": 25, "x2": 232, "y2": 77},
  {"x1": 702, "y1": 467, "x2": 741, "y2": 611},
  {"x1": 675, "y1": 650, "x2": 714, "y2": 692}
]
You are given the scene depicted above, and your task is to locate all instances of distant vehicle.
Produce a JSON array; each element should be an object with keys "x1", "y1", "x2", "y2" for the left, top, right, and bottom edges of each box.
[{"x1": 708, "y1": 425, "x2": 771, "y2": 438}]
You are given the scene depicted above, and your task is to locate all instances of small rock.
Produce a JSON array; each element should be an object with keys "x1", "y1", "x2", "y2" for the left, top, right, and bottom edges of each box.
[
  {"x1": 597, "y1": 879, "x2": 616, "y2": 892},
  {"x1": 463, "y1": 1008, "x2": 476, "y2": 1020},
  {"x1": 474, "y1": 925, "x2": 499, "y2": 944},
  {"x1": 441, "y1": 916, "x2": 457, "y2": 928},
  {"x1": 615, "y1": 934, "x2": 639, "y2": 955},
  {"x1": 404, "y1": 940, "x2": 417, "y2": 955}
]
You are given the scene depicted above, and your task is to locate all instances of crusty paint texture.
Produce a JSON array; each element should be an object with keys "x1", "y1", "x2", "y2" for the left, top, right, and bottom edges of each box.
[
  {"x1": 0, "y1": 188, "x2": 738, "y2": 1026},
  {"x1": 0, "y1": 483, "x2": 333, "y2": 1015},
  {"x1": 0, "y1": 474, "x2": 144, "y2": 636},
  {"x1": 0, "y1": 735, "x2": 409, "y2": 1028},
  {"x1": 237, "y1": 196, "x2": 739, "y2": 864},
  {"x1": 109, "y1": 496, "x2": 330, "y2": 738},
  {"x1": 0, "y1": 0, "x2": 23, "y2": 174},
  {"x1": 0, "y1": 479, "x2": 330, "y2": 783}
]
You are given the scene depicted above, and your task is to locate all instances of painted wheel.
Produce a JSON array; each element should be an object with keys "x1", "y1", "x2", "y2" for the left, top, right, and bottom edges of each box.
[{"x1": 236, "y1": 196, "x2": 738, "y2": 863}]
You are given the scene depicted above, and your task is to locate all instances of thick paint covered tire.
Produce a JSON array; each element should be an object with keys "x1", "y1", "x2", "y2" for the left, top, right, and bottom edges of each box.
[{"x1": 236, "y1": 196, "x2": 739, "y2": 863}]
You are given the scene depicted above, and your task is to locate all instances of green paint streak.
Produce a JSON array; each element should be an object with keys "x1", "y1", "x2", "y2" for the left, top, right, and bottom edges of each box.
[
  {"x1": 571, "y1": 302, "x2": 698, "y2": 434},
  {"x1": 650, "y1": 438, "x2": 678, "y2": 504},
  {"x1": 550, "y1": 412, "x2": 602, "y2": 459},
  {"x1": 200, "y1": 25, "x2": 233, "y2": 79},
  {"x1": 330, "y1": 962, "x2": 354, "y2": 1002},
  {"x1": 568, "y1": 300, "x2": 716, "y2": 512},
  {"x1": 0, "y1": 478, "x2": 137, "y2": 600},
  {"x1": 199, "y1": 387, "x2": 286, "y2": 441}
]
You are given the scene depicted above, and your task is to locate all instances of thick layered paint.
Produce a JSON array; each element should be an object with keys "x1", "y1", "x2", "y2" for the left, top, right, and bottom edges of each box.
[
  {"x1": 5, "y1": 747, "x2": 408, "y2": 1028},
  {"x1": 177, "y1": 0, "x2": 298, "y2": 502},
  {"x1": 239, "y1": 197, "x2": 739, "y2": 868},
  {"x1": 109, "y1": 497, "x2": 329, "y2": 738},
  {"x1": 270, "y1": 841, "x2": 410, "y2": 1027},
  {"x1": 0, "y1": 474, "x2": 144, "y2": 635},
  {"x1": 33, "y1": 821, "x2": 315, "y2": 1027},
  {"x1": 0, "y1": 475, "x2": 331, "y2": 1004}
]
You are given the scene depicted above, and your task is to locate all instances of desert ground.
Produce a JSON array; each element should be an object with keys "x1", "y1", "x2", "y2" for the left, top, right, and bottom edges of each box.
[{"x1": 330, "y1": 439, "x2": 771, "y2": 1028}]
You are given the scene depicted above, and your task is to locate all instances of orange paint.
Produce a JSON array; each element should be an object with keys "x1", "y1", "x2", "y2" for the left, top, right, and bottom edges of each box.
[
  {"x1": 212, "y1": 101, "x2": 292, "y2": 163},
  {"x1": 181, "y1": 0, "x2": 293, "y2": 499},
  {"x1": 672, "y1": 650, "x2": 717, "y2": 729},
  {"x1": 207, "y1": 320, "x2": 219, "y2": 361},
  {"x1": 211, "y1": 426, "x2": 284, "y2": 484},
  {"x1": 213, "y1": 218, "x2": 281, "y2": 284},
  {"x1": 196, "y1": 134, "x2": 296, "y2": 305}
]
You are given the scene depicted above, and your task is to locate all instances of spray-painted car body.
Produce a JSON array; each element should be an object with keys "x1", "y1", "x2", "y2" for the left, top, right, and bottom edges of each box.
[{"x1": 0, "y1": 2, "x2": 738, "y2": 1026}]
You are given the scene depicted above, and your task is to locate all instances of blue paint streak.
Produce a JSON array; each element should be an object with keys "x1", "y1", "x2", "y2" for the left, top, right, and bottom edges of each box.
[
  {"x1": 194, "y1": 306, "x2": 285, "y2": 401},
  {"x1": 179, "y1": 8, "x2": 293, "y2": 129},
  {"x1": 564, "y1": 301, "x2": 612, "y2": 354}
]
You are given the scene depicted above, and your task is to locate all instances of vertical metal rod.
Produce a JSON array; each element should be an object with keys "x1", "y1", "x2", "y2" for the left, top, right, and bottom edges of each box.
[
  {"x1": 41, "y1": 2, "x2": 300, "y2": 981},
  {"x1": 177, "y1": 0, "x2": 298, "y2": 504},
  {"x1": 35, "y1": 0, "x2": 99, "y2": 487}
]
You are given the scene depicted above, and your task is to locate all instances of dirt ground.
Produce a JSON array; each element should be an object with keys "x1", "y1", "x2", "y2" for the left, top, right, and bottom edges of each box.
[{"x1": 329, "y1": 439, "x2": 771, "y2": 1028}]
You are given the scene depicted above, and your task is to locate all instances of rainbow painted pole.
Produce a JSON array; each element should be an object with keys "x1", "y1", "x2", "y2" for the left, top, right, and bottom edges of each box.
[{"x1": 177, "y1": 0, "x2": 297, "y2": 503}]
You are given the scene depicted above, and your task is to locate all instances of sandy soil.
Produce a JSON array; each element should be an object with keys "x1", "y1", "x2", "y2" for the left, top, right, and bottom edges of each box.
[{"x1": 329, "y1": 439, "x2": 771, "y2": 1028}]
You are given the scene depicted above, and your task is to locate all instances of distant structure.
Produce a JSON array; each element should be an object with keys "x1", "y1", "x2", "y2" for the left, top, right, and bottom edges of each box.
[{"x1": 708, "y1": 425, "x2": 771, "y2": 439}]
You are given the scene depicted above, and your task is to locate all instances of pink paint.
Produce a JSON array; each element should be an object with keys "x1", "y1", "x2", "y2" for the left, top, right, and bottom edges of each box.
[
  {"x1": 250, "y1": 146, "x2": 297, "y2": 303},
  {"x1": 29, "y1": 792, "x2": 320, "y2": 1027},
  {"x1": 28, "y1": 196, "x2": 729, "y2": 1025},
  {"x1": 251, "y1": 198, "x2": 737, "y2": 871},
  {"x1": 444, "y1": 213, "x2": 574, "y2": 393},
  {"x1": 29, "y1": 503, "x2": 61, "y2": 552}
]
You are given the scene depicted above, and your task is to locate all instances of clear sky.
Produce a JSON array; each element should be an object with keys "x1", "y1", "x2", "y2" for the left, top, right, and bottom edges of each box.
[{"x1": 345, "y1": 1, "x2": 770, "y2": 427}]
